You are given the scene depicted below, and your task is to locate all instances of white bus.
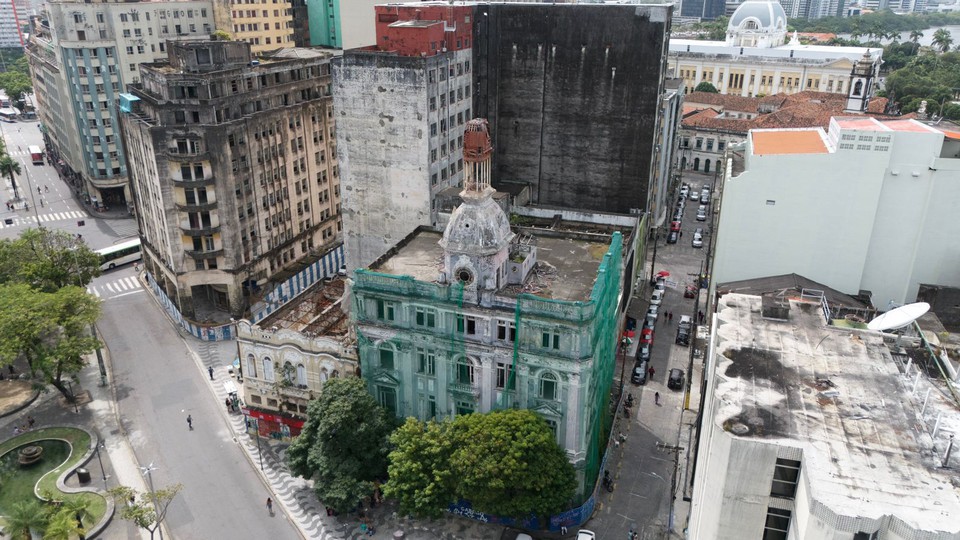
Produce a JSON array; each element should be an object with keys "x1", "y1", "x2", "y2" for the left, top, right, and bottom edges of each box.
[{"x1": 97, "y1": 238, "x2": 142, "y2": 270}]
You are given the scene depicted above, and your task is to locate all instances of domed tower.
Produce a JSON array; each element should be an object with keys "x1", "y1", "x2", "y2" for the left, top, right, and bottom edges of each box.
[
  {"x1": 845, "y1": 50, "x2": 877, "y2": 113},
  {"x1": 439, "y1": 119, "x2": 514, "y2": 300},
  {"x1": 725, "y1": 0, "x2": 788, "y2": 48}
]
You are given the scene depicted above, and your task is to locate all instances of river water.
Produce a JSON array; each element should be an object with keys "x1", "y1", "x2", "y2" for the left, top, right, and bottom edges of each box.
[{"x1": 836, "y1": 24, "x2": 960, "y2": 47}]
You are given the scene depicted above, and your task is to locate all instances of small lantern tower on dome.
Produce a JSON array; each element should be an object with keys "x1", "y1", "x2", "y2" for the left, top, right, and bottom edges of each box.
[{"x1": 462, "y1": 118, "x2": 494, "y2": 195}]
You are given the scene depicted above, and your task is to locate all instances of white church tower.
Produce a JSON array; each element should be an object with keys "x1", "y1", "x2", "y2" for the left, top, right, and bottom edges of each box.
[{"x1": 845, "y1": 50, "x2": 878, "y2": 113}]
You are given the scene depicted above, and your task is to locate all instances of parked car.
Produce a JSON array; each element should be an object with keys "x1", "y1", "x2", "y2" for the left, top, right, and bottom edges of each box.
[
  {"x1": 694, "y1": 227, "x2": 704, "y2": 236},
  {"x1": 631, "y1": 359, "x2": 649, "y2": 385},
  {"x1": 700, "y1": 192, "x2": 710, "y2": 205},
  {"x1": 673, "y1": 210, "x2": 683, "y2": 221},
  {"x1": 680, "y1": 187, "x2": 689, "y2": 197},
  {"x1": 689, "y1": 189, "x2": 699, "y2": 201},
  {"x1": 654, "y1": 278, "x2": 667, "y2": 292},
  {"x1": 577, "y1": 531, "x2": 597, "y2": 540},
  {"x1": 696, "y1": 205, "x2": 707, "y2": 221},
  {"x1": 684, "y1": 285, "x2": 697, "y2": 298},
  {"x1": 676, "y1": 315, "x2": 692, "y2": 346},
  {"x1": 670, "y1": 220, "x2": 682, "y2": 232},
  {"x1": 692, "y1": 233, "x2": 703, "y2": 248},
  {"x1": 668, "y1": 368, "x2": 685, "y2": 390},
  {"x1": 639, "y1": 327, "x2": 654, "y2": 345},
  {"x1": 647, "y1": 304, "x2": 659, "y2": 318},
  {"x1": 650, "y1": 289, "x2": 664, "y2": 306},
  {"x1": 666, "y1": 230, "x2": 679, "y2": 244},
  {"x1": 642, "y1": 316, "x2": 655, "y2": 330},
  {"x1": 637, "y1": 343, "x2": 651, "y2": 362}
]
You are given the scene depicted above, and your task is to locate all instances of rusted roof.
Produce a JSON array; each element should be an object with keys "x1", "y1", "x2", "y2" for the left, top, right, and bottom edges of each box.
[{"x1": 752, "y1": 129, "x2": 829, "y2": 155}]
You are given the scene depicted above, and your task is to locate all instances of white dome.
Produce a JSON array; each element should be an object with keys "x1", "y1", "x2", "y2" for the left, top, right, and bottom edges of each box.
[
  {"x1": 726, "y1": 1, "x2": 788, "y2": 48},
  {"x1": 728, "y1": 0, "x2": 787, "y2": 33}
]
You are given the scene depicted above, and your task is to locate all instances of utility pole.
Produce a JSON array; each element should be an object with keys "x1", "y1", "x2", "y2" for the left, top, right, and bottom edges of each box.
[{"x1": 657, "y1": 442, "x2": 684, "y2": 534}]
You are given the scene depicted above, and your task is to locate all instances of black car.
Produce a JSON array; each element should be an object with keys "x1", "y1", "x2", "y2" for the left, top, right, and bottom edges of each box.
[
  {"x1": 666, "y1": 230, "x2": 679, "y2": 244},
  {"x1": 667, "y1": 368, "x2": 685, "y2": 390}
]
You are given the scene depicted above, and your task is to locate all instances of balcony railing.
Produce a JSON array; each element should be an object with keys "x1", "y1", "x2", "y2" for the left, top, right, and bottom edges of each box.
[
  {"x1": 181, "y1": 224, "x2": 221, "y2": 237},
  {"x1": 172, "y1": 176, "x2": 215, "y2": 187},
  {"x1": 175, "y1": 200, "x2": 217, "y2": 212},
  {"x1": 185, "y1": 248, "x2": 223, "y2": 260},
  {"x1": 164, "y1": 149, "x2": 210, "y2": 162}
]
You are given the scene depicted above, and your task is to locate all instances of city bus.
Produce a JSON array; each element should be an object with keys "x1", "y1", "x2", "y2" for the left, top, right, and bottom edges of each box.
[
  {"x1": 28, "y1": 146, "x2": 43, "y2": 165},
  {"x1": 97, "y1": 238, "x2": 142, "y2": 270}
]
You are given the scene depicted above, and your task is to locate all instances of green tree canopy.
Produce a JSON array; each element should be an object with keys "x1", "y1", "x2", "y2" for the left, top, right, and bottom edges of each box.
[
  {"x1": 382, "y1": 418, "x2": 456, "y2": 519},
  {"x1": 4, "y1": 499, "x2": 50, "y2": 539},
  {"x1": 693, "y1": 81, "x2": 719, "y2": 93},
  {"x1": 885, "y1": 52, "x2": 960, "y2": 119},
  {"x1": 0, "y1": 69, "x2": 32, "y2": 105},
  {"x1": 287, "y1": 377, "x2": 393, "y2": 514},
  {"x1": 0, "y1": 228, "x2": 102, "y2": 290},
  {"x1": 383, "y1": 410, "x2": 577, "y2": 519},
  {"x1": 0, "y1": 283, "x2": 101, "y2": 400},
  {"x1": 448, "y1": 409, "x2": 576, "y2": 518},
  {"x1": 932, "y1": 28, "x2": 955, "y2": 52}
]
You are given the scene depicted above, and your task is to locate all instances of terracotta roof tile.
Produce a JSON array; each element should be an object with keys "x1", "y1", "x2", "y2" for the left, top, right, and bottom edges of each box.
[{"x1": 684, "y1": 92, "x2": 761, "y2": 114}]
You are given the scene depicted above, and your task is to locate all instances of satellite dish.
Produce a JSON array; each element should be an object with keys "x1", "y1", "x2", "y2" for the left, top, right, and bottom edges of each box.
[{"x1": 867, "y1": 302, "x2": 929, "y2": 331}]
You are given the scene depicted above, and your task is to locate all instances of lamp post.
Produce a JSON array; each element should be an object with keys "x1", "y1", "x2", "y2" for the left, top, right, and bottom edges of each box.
[
  {"x1": 140, "y1": 463, "x2": 163, "y2": 540},
  {"x1": 94, "y1": 439, "x2": 107, "y2": 486}
]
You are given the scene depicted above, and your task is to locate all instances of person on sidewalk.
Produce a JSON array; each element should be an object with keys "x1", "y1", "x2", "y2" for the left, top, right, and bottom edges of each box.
[
  {"x1": 648, "y1": 366, "x2": 655, "y2": 380},
  {"x1": 186, "y1": 414, "x2": 193, "y2": 430},
  {"x1": 225, "y1": 397, "x2": 232, "y2": 413},
  {"x1": 655, "y1": 392, "x2": 661, "y2": 406},
  {"x1": 208, "y1": 366, "x2": 214, "y2": 380},
  {"x1": 266, "y1": 497, "x2": 273, "y2": 515}
]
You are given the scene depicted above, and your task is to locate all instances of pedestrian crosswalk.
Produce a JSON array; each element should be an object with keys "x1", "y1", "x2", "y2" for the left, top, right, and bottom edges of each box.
[
  {"x1": 87, "y1": 276, "x2": 143, "y2": 299},
  {"x1": 0, "y1": 210, "x2": 87, "y2": 228}
]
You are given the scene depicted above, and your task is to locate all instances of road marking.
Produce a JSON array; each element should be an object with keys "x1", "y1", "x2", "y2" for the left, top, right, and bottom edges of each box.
[{"x1": 110, "y1": 290, "x2": 144, "y2": 300}]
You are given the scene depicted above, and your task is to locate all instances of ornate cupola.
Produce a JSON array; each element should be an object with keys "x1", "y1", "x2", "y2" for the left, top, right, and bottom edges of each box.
[
  {"x1": 845, "y1": 50, "x2": 877, "y2": 113},
  {"x1": 439, "y1": 119, "x2": 514, "y2": 300}
]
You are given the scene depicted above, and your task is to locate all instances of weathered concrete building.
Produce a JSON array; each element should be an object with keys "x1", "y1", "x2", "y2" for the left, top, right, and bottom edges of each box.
[
  {"x1": 334, "y1": 3, "x2": 474, "y2": 270},
  {"x1": 120, "y1": 41, "x2": 342, "y2": 317},
  {"x1": 352, "y1": 120, "x2": 639, "y2": 499},
  {"x1": 336, "y1": 1, "x2": 673, "y2": 270},
  {"x1": 26, "y1": 0, "x2": 216, "y2": 212},
  {"x1": 218, "y1": 0, "x2": 294, "y2": 53},
  {"x1": 238, "y1": 275, "x2": 357, "y2": 440},
  {"x1": 474, "y1": 2, "x2": 672, "y2": 216}
]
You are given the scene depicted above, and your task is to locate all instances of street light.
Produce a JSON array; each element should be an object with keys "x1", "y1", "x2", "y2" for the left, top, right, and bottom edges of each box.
[
  {"x1": 94, "y1": 439, "x2": 108, "y2": 486},
  {"x1": 140, "y1": 463, "x2": 163, "y2": 540}
]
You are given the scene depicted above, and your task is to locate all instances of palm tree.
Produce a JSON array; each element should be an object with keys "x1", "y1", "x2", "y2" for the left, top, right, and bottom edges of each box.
[
  {"x1": 910, "y1": 29, "x2": 924, "y2": 43},
  {"x1": 61, "y1": 496, "x2": 95, "y2": 537},
  {"x1": 44, "y1": 510, "x2": 83, "y2": 540},
  {"x1": 0, "y1": 154, "x2": 21, "y2": 201},
  {"x1": 4, "y1": 500, "x2": 50, "y2": 539},
  {"x1": 932, "y1": 28, "x2": 954, "y2": 52}
]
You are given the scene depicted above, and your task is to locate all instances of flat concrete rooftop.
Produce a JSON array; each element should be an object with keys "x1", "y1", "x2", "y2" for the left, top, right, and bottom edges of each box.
[
  {"x1": 370, "y1": 228, "x2": 610, "y2": 302},
  {"x1": 713, "y1": 293, "x2": 960, "y2": 531}
]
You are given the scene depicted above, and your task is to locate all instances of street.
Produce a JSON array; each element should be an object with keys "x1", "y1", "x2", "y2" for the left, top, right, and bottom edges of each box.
[
  {"x1": 586, "y1": 170, "x2": 715, "y2": 539},
  {"x1": 92, "y1": 266, "x2": 301, "y2": 539}
]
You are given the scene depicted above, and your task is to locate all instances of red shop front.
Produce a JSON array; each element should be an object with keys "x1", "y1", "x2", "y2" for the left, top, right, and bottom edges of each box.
[{"x1": 243, "y1": 408, "x2": 306, "y2": 442}]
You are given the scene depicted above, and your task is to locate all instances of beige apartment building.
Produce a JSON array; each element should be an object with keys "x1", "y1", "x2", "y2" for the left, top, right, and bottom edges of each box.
[
  {"x1": 120, "y1": 40, "x2": 342, "y2": 317},
  {"x1": 220, "y1": 0, "x2": 293, "y2": 53}
]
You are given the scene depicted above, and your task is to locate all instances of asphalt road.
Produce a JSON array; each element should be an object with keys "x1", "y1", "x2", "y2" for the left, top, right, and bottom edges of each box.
[
  {"x1": 0, "y1": 120, "x2": 138, "y2": 247},
  {"x1": 92, "y1": 269, "x2": 301, "y2": 538}
]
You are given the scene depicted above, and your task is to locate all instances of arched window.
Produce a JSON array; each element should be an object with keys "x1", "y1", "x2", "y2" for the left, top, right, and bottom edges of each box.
[
  {"x1": 320, "y1": 368, "x2": 329, "y2": 383},
  {"x1": 681, "y1": 156, "x2": 687, "y2": 170},
  {"x1": 246, "y1": 354, "x2": 257, "y2": 378},
  {"x1": 456, "y1": 357, "x2": 475, "y2": 384},
  {"x1": 853, "y1": 80, "x2": 863, "y2": 96},
  {"x1": 283, "y1": 361, "x2": 295, "y2": 384},
  {"x1": 262, "y1": 357, "x2": 275, "y2": 382},
  {"x1": 540, "y1": 372, "x2": 558, "y2": 400},
  {"x1": 704, "y1": 160, "x2": 711, "y2": 173},
  {"x1": 296, "y1": 364, "x2": 307, "y2": 386},
  {"x1": 693, "y1": 157, "x2": 700, "y2": 171},
  {"x1": 716, "y1": 159, "x2": 722, "y2": 172}
]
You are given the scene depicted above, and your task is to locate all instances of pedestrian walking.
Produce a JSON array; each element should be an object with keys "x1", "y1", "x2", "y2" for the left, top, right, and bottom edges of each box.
[
  {"x1": 648, "y1": 366, "x2": 655, "y2": 380},
  {"x1": 37, "y1": 186, "x2": 41, "y2": 194},
  {"x1": 266, "y1": 497, "x2": 273, "y2": 514},
  {"x1": 208, "y1": 366, "x2": 214, "y2": 380},
  {"x1": 561, "y1": 526, "x2": 568, "y2": 535},
  {"x1": 655, "y1": 391, "x2": 661, "y2": 406},
  {"x1": 27, "y1": 416, "x2": 34, "y2": 429},
  {"x1": 225, "y1": 397, "x2": 232, "y2": 412},
  {"x1": 186, "y1": 414, "x2": 193, "y2": 430},
  {"x1": 39, "y1": 199, "x2": 43, "y2": 207},
  {"x1": 44, "y1": 185, "x2": 49, "y2": 192},
  {"x1": 669, "y1": 312, "x2": 673, "y2": 322}
]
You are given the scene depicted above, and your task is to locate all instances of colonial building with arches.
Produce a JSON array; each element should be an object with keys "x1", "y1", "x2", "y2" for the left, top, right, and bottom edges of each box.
[
  {"x1": 352, "y1": 120, "x2": 638, "y2": 499},
  {"x1": 237, "y1": 276, "x2": 358, "y2": 440}
]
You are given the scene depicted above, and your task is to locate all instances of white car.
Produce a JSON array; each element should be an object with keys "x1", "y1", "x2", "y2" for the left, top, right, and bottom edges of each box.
[
  {"x1": 577, "y1": 531, "x2": 597, "y2": 540},
  {"x1": 689, "y1": 189, "x2": 699, "y2": 201},
  {"x1": 696, "y1": 205, "x2": 707, "y2": 221},
  {"x1": 692, "y1": 233, "x2": 703, "y2": 248},
  {"x1": 647, "y1": 304, "x2": 659, "y2": 318},
  {"x1": 650, "y1": 289, "x2": 664, "y2": 306}
]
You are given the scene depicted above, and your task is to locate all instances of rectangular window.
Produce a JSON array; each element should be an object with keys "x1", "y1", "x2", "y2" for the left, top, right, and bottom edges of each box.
[
  {"x1": 456, "y1": 315, "x2": 477, "y2": 335},
  {"x1": 497, "y1": 320, "x2": 516, "y2": 342},
  {"x1": 771, "y1": 458, "x2": 801, "y2": 499},
  {"x1": 416, "y1": 348, "x2": 436, "y2": 376},
  {"x1": 379, "y1": 348, "x2": 394, "y2": 370},
  {"x1": 762, "y1": 508, "x2": 790, "y2": 540},
  {"x1": 496, "y1": 362, "x2": 515, "y2": 390},
  {"x1": 375, "y1": 299, "x2": 395, "y2": 321},
  {"x1": 415, "y1": 307, "x2": 437, "y2": 328},
  {"x1": 541, "y1": 331, "x2": 560, "y2": 350},
  {"x1": 377, "y1": 386, "x2": 397, "y2": 416}
]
